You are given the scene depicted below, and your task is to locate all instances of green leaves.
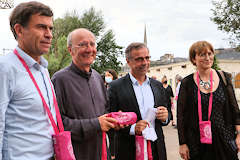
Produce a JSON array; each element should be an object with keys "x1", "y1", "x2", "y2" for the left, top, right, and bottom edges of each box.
[
  {"x1": 46, "y1": 7, "x2": 123, "y2": 77},
  {"x1": 212, "y1": 56, "x2": 221, "y2": 70},
  {"x1": 211, "y1": 0, "x2": 240, "y2": 49},
  {"x1": 93, "y1": 30, "x2": 123, "y2": 74}
]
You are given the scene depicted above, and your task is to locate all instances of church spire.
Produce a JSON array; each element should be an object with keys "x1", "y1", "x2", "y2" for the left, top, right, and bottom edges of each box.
[{"x1": 144, "y1": 24, "x2": 147, "y2": 46}]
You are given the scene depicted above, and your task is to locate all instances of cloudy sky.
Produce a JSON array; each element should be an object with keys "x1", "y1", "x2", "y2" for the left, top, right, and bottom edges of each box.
[{"x1": 0, "y1": 0, "x2": 229, "y2": 61}]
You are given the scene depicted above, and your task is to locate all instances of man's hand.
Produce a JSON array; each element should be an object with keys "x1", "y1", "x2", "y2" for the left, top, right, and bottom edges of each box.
[
  {"x1": 156, "y1": 106, "x2": 168, "y2": 122},
  {"x1": 114, "y1": 124, "x2": 128, "y2": 130},
  {"x1": 135, "y1": 120, "x2": 148, "y2": 135},
  {"x1": 98, "y1": 114, "x2": 117, "y2": 132}
]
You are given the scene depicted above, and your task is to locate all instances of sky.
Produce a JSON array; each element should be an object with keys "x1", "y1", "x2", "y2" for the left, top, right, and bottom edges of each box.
[{"x1": 0, "y1": 0, "x2": 230, "y2": 61}]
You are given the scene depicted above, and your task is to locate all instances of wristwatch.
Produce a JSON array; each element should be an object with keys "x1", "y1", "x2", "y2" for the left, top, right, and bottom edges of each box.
[{"x1": 235, "y1": 130, "x2": 240, "y2": 135}]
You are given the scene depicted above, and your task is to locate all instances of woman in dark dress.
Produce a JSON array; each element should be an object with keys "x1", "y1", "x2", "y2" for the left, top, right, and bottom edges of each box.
[
  {"x1": 177, "y1": 41, "x2": 240, "y2": 160},
  {"x1": 162, "y1": 76, "x2": 175, "y2": 125}
]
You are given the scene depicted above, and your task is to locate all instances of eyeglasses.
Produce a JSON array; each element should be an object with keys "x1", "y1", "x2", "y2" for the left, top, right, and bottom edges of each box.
[
  {"x1": 72, "y1": 41, "x2": 96, "y2": 50},
  {"x1": 131, "y1": 56, "x2": 151, "y2": 62}
]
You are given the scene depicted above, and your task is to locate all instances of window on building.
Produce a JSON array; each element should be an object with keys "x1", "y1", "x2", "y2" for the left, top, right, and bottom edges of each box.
[
  {"x1": 235, "y1": 73, "x2": 240, "y2": 88},
  {"x1": 181, "y1": 65, "x2": 186, "y2": 68}
]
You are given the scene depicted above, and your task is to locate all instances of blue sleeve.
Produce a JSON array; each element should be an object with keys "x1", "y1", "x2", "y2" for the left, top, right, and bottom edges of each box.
[{"x1": 0, "y1": 65, "x2": 12, "y2": 157}]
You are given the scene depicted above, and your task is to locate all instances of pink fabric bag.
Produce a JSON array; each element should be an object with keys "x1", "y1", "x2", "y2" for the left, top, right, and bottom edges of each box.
[
  {"x1": 53, "y1": 131, "x2": 75, "y2": 160},
  {"x1": 199, "y1": 121, "x2": 212, "y2": 144},
  {"x1": 50, "y1": 91, "x2": 76, "y2": 160},
  {"x1": 197, "y1": 71, "x2": 213, "y2": 144},
  {"x1": 14, "y1": 49, "x2": 76, "y2": 160},
  {"x1": 135, "y1": 136, "x2": 153, "y2": 160},
  {"x1": 101, "y1": 132, "x2": 108, "y2": 160},
  {"x1": 107, "y1": 112, "x2": 137, "y2": 125},
  {"x1": 100, "y1": 112, "x2": 137, "y2": 160}
]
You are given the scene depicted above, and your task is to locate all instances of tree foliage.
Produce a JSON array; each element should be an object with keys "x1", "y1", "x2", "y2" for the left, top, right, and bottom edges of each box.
[
  {"x1": 45, "y1": 7, "x2": 123, "y2": 77},
  {"x1": 93, "y1": 30, "x2": 123, "y2": 74},
  {"x1": 212, "y1": 56, "x2": 221, "y2": 70},
  {"x1": 211, "y1": 0, "x2": 240, "y2": 49}
]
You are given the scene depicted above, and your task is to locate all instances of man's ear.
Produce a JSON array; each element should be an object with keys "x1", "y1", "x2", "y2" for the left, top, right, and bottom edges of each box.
[
  {"x1": 14, "y1": 24, "x2": 24, "y2": 39},
  {"x1": 68, "y1": 46, "x2": 73, "y2": 56},
  {"x1": 126, "y1": 58, "x2": 130, "y2": 64}
]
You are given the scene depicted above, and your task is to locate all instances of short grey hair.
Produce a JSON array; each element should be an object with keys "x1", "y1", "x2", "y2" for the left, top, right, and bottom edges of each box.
[
  {"x1": 67, "y1": 31, "x2": 73, "y2": 47},
  {"x1": 67, "y1": 28, "x2": 96, "y2": 48},
  {"x1": 176, "y1": 75, "x2": 182, "y2": 81},
  {"x1": 125, "y1": 42, "x2": 148, "y2": 59}
]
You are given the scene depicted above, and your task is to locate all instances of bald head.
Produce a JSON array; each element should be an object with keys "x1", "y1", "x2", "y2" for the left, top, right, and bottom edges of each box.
[{"x1": 67, "y1": 28, "x2": 95, "y2": 47}]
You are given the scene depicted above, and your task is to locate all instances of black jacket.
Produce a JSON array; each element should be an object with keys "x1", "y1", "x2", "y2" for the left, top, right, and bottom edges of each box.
[{"x1": 108, "y1": 74, "x2": 169, "y2": 160}]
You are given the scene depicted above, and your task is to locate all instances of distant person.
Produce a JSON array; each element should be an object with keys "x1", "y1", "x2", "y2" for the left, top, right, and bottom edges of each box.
[
  {"x1": 108, "y1": 42, "x2": 169, "y2": 160},
  {"x1": 175, "y1": 75, "x2": 182, "y2": 101},
  {"x1": 151, "y1": 75, "x2": 157, "y2": 80},
  {"x1": 0, "y1": 1, "x2": 56, "y2": 160},
  {"x1": 177, "y1": 41, "x2": 240, "y2": 160},
  {"x1": 174, "y1": 75, "x2": 182, "y2": 127},
  {"x1": 162, "y1": 75, "x2": 175, "y2": 126},
  {"x1": 52, "y1": 28, "x2": 118, "y2": 160},
  {"x1": 105, "y1": 69, "x2": 118, "y2": 89}
]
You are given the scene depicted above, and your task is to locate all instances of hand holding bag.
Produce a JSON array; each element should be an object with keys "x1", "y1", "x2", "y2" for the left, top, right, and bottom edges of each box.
[
  {"x1": 107, "y1": 112, "x2": 137, "y2": 125},
  {"x1": 100, "y1": 112, "x2": 138, "y2": 160}
]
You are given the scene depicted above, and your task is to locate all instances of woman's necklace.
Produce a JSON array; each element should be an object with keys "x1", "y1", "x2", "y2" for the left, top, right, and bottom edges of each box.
[{"x1": 199, "y1": 77, "x2": 214, "y2": 90}]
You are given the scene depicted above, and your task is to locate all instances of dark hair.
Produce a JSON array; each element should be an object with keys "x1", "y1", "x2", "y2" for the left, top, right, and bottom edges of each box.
[
  {"x1": 106, "y1": 69, "x2": 118, "y2": 80},
  {"x1": 189, "y1": 41, "x2": 214, "y2": 66},
  {"x1": 125, "y1": 42, "x2": 149, "y2": 59},
  {"x1": 161, "y1": 75, "x2": 167, "y2": 83},
  {"x1": 9, "y1": 1, "x2": 53, "y2": 39}
]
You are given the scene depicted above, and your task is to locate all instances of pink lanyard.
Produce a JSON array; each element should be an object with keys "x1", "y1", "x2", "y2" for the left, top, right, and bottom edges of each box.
[
  {"x1": 196, "y1": 71, "x2": 213, "y2": 121},
  {"x1": 14, "y1": 49, "x2": 64, "y2": 134}
]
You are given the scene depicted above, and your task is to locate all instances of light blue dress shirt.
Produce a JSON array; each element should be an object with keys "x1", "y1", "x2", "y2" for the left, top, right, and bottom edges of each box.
[
  {"x1": 0, "y1": 46, "x2": 57, "y2": 160},
  {"x1": 129, "y1": 73, "x2": 155, "y2": 135}
]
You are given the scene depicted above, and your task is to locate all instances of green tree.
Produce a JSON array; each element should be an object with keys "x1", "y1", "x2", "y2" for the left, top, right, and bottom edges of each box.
[
  {"x1": 212, "y1": 56, "x2": 221, "y2": 70},
  {"x1": 45, "y1": 7, "x2": 123, "y2": 76},
  {"x1": 211, "y1": 0, "x2": 240, "y2": 49},
  {"x1": 93, "y1": 30, "x2": 123, "y2": 74}
]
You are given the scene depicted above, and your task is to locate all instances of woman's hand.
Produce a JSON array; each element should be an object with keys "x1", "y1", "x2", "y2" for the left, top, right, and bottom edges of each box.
[
  {"x1": 235, "y1": 134, "x2": 240, "y2": 152},
  {"x1": 179, "y1": 144, "x2": 190, "y2": 160}
]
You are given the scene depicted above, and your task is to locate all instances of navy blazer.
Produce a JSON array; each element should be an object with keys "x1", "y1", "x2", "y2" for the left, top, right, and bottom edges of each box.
[{"x1": 108, "y1": 74, "x2": 169, "y2": 160}]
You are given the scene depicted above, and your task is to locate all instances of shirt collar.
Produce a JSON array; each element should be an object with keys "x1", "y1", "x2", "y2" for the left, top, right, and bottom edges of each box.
[
  {"x1": 70, "y1": 62, "x2": 92, "y2": 80},
  {"x1": 16, "y1": 46, "x2": 48, "y2": 70},
  {"x1": 129, "y1": 73, "x2": 150, "y2": 85}
]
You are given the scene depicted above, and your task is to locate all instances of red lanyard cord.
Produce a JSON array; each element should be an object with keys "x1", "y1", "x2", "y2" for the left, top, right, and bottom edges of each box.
[
  {"x1": 14, "y1": 49, "x2": 64, "y2": 134},
  {"x1": 196, "y1": 71, "x2": 213, "y2": 121}
]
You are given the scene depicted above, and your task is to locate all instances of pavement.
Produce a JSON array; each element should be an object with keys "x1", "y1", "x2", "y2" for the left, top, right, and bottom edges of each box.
[
  {"x1": 163, "y1": 125, "x2": 181, "y2": 160},
  {"x1": 163, "y1": 125, "x2": 240, "y2": 160}
]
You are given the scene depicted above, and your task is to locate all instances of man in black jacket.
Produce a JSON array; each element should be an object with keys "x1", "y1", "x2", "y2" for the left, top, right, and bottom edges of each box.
[{"x1": 108, "y1": 42, "x2": 169, "y2": 160}]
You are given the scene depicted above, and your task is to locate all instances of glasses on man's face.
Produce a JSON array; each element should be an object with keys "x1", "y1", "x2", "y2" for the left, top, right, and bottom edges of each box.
[
  {"x1": 72, "y1": 41, "x2": 96, "y2": 50},
  {"x1": 131, "y1": 56, "x2": 151, "y2": 62},
  {"x1": 198, "y1": 52, "x2": 214, "y2": 59}
]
